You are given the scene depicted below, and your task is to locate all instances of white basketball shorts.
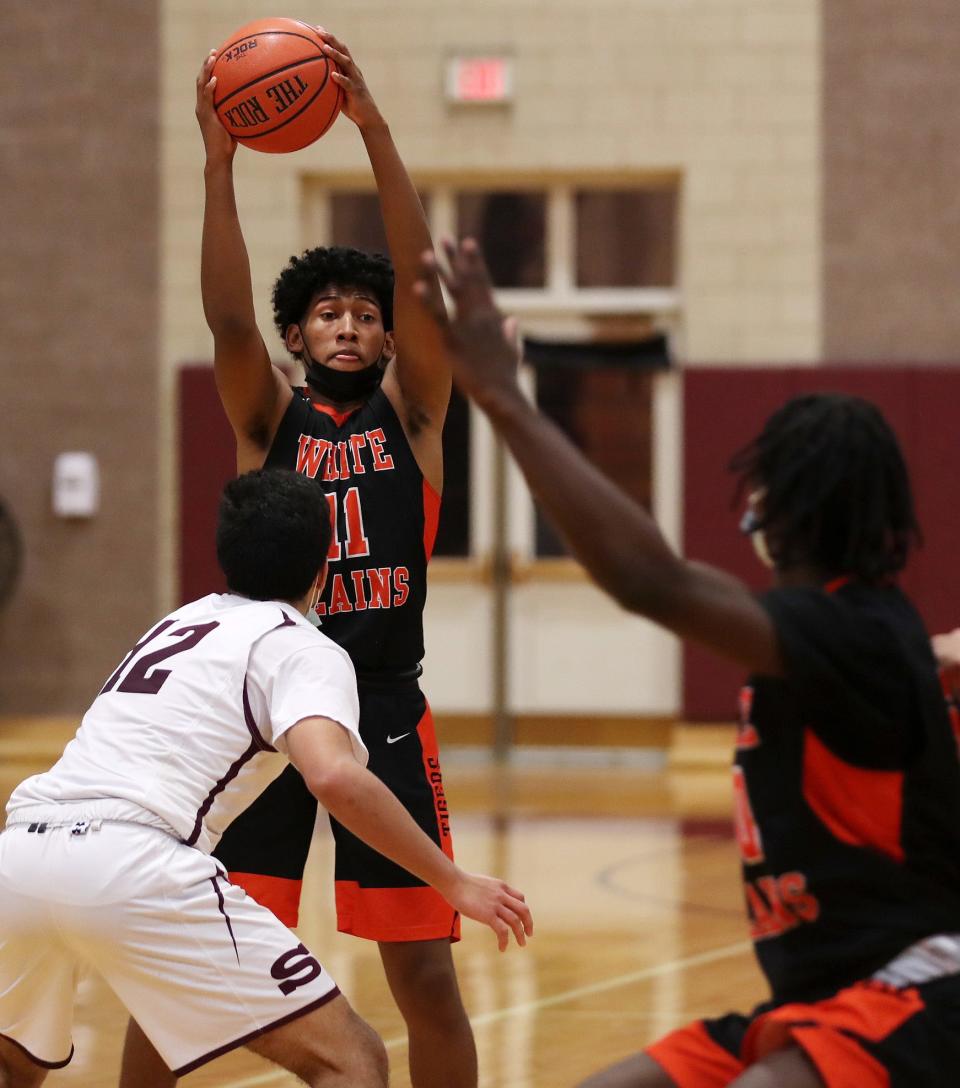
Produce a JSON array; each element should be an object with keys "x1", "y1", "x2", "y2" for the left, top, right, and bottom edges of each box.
[{"x1": 0, "y1": 818, "x2": 339, "y2": 1075}]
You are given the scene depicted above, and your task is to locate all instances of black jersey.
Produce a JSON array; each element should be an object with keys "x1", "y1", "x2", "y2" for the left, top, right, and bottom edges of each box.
[
  {"x1": 734, "y1": 579, "x2": 960, "y2": 1005},
  {"x1": 265, "y1": 386, "x2": 439, "y2": 672}
]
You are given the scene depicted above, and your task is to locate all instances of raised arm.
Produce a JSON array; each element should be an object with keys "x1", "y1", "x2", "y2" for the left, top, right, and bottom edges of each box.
[
  {"x1": 285, "y1": 716, "x2": 532, "y2": 951},
  {"x1": 415, "y1": 239, "x2": 782, "y2": 677},
  {"x1": 196, "y1": 52, "x2": 291, "y2": 469},
  {"x1": 319, "y1": 33, "x2": 451, "y2": 473}
]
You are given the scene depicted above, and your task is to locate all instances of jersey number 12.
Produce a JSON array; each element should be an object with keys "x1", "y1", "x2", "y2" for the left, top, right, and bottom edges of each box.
[{"x1": 99, "y1": 621, "x2": 220, "y2": 696}]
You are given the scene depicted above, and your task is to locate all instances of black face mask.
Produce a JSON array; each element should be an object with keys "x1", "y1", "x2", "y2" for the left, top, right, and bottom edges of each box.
[
  {"x1": 304, "y1": 358, "x2": 385, "y2": 402},
  {"x1": 299, "y1": 330, "x2": 386, "y2": 404}
]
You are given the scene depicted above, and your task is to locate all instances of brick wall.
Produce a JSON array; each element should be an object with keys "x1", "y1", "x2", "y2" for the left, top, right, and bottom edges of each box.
[
  {"x1": 823, "y1": 0, "x2": 960, "y2": 361},
  {"x1": 0, "y1": 1, "x2": 161, "y2": 711},
  {"x1": 162, "y1": 0, "x2": 822, "y2": 370}
]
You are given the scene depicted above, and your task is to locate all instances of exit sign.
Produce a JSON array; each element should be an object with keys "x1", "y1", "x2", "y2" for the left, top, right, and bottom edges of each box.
[{"x1": 445, "y1": 56, "x2": 514, "y2": 104}]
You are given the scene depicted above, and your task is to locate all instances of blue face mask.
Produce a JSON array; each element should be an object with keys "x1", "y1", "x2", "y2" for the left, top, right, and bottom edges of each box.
[
  {"x1": 740, "y1": 490, "x2": 774, "y2": 569},
  {"x1": 306, "y1": 580, "x2": 324, "y2": 628}
]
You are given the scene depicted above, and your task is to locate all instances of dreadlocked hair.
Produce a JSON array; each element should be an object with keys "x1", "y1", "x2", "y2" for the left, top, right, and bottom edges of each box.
[
  {"x1": 271, "y1": 246, "x2": 395, "y2": 349},
  {"x1": 729, "y1": 393, "x2": 920, "y2": 582}
]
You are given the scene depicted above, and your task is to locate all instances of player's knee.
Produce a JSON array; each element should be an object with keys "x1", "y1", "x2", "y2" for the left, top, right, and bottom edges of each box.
[
  {"x1": 386, "y1": 941, "x2": 456, "y2": 992},
  {"x1": 314, "y1": 1011, "x2": 386, "y2": 1088},
  {"x1": 352, "y1": 1016, "x2": 388, "y2": 1087},
  {"x1": 393, "y1": 958, "x2": 469, "y2": 1035}
]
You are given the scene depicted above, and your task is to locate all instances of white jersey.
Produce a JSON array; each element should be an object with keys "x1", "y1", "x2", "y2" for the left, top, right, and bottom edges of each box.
[{"x1": 6, "y1": 593, "x2": 365, "y2": 854}]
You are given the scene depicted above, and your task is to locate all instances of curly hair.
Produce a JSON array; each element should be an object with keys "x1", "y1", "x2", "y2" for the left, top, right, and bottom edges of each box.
[
  {"x1": 271, "y1": 246, "x2": 395, "y2": 348},
  {"x1": 216, "y1": 469, "x2": 331, "y2": 601},
  {"x1": 730, "y1": 393, "x2": 920, "y2": 583}
]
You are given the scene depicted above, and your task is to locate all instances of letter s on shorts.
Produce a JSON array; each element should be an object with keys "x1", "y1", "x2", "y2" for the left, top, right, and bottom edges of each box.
[{"x1": 270, "y1": 943, "x2": 323, "y2": 996}]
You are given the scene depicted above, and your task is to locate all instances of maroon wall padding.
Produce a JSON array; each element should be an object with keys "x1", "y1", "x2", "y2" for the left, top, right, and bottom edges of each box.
[
  {"x1": 179, "y1": 366, "x2": 235, "y2": 604},
  {"x1": 682, "y1": 367, "x2": 960, "y2": 721}
]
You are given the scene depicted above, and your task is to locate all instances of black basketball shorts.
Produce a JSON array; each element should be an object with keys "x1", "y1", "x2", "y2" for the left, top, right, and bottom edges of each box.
[{"x1": 214, "y1": 678, "x2": 459, "y2": 942}]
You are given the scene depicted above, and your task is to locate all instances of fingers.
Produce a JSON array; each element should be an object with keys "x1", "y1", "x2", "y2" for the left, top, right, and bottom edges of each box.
[
  {"x1": 453, "y1": 238, "x2": 497, "y2": 304},
  {"x1": 493, "y1": 918, "x2": 509, "y2": 953},
  {"x1": 197, "y1": 50, "x2": 217, "y2": 90},
  {"x1": 196, "y1": 50, "x2": 218, "y2": 105},
  {"x1": 431, "y1": 237, "x2": 497, "y2": 307},
  {"x1": 317, "y1": 28, "x2": 351, "y2": 57},
  {"x1": 498, "y1": 903, "x2": 527, "y2": 948},
  {"x1": 492, "y1": 885, "x2": 533, "y2": 949},
  {"x1": 501, "y1": 890, "x2": 533, "y2": 940},
  {"x1": 502, "y1": 316, "x2": 522, "y2": 352},
  {"x1": 321, "y1": 41, "x2": 352, "y2": 70},
  {"x1": 414, "y1": 249, "x2": 452, "y2": 326},
  {"x1": 508, "y1": 893, "x2": 534, "y2": 938},
  {"x1": 317, "y1": 29, "x2": 356, "y2": 78}
]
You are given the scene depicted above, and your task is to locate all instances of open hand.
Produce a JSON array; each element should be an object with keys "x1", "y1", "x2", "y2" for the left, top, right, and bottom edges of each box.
[
  {"x1": 317, "y1": 30, "x2": 385, "y2": 130},
  {"x1": 933, "y1": 628, "x2": 960, "y2": 698},
  {"x1": 415, "y1": 238, "x2": 525, "y2": 411},
  {"x1": 195, "y1": 50, "x2": 236, "y2": 164},
  {"x1": 443, "y1": 869, "x2": 533, "y2": 951}
]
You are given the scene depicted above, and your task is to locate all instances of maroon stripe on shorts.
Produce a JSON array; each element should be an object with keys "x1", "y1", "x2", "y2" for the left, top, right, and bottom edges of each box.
[
  {"x1": 210, "y1": 875, "x2": 239, "y2": 963},
  {"x1": 171, "y1": 987, "x2": 341, "y2": 1076},
  {"x1": 0, "y1": 1032, "x2": 74, "y2": 1069}
]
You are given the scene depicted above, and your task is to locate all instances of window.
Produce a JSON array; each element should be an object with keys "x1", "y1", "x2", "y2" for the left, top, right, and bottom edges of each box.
[
  {"x1": 455, "y1": 191, "x2": 547, "y2": 288},
  {"x1": 329, "y1": 191, "x2": 432, "y2": 255},
  {"x1": 330, "y1": 191, "x2": 388, "y2": 254},
  {"x1": 303, "y1": 179, "x2": 681, "y2": 562},
  {"x1": 576, "y1": 187, "x2": 678, "y2": 288},
  {"x1": 528, "y1": 331, "x2": 666, "y2": 557},
  {"x1": 433, "y1": 388, "x2": 470, "y2": 557}
]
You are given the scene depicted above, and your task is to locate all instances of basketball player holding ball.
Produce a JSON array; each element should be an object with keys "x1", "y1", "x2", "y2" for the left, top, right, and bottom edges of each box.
[{"x1": 120, "y1": 30, "x2": 476, "y2": 1088}]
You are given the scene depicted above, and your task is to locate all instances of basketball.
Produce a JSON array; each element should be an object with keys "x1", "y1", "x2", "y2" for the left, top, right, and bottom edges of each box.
[{"x1": 211, "y1": 18, "x2": 342, "y2": 153}]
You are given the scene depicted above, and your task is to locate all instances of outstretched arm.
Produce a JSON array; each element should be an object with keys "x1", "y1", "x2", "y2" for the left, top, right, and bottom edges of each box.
[
  {"x1": 320, "y1": 33, "x2": 450, "y2": 472},
  {"x1": 414, "y1": 239, "x2": 782, "y2": 677},
  {"x1": 196, "y1": 51, "x2": 290, "y2": 468},
  {"x1": 932, "y1": 629, "x2": 960, "y2": 697},
  {"x1": 286, "y1": 717, "x2": 532, "y2": 951}
]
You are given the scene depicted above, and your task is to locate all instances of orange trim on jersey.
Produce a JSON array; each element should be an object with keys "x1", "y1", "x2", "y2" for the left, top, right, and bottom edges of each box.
[
  {"x1": 418, "y1": 702, "x2": 455, "y2": 862},
  {"x1": 823, "y1": 576, "x2": 852, "y2": 595},
  {"x1": 790, "y1": 1024, "x2": 890, "y2": 1088},
  {"x1": 423, "y1": 478, "x2": 441, "y2": 562},
  {"x1": 227, "y1": 871, "x2": 303, "y2": 928},
  {"x1": 743, "y1": 981, "x2": 922, "y2": 1087},
  {"x1": 646, "y1": 1021, "x2": 745, "y2": 1087},
  {"x1": 305, "y1": 392, "x2": 360, "y2": 428},
  {"x1": 335, "y1": 881, "x2": 461, "y2": 942},
  {"x1": 333, "y1": 702, "x2": 460, "y2": 943},
  {"x1": 802, "y1": 728, "x2": 904, "y2": 862}
]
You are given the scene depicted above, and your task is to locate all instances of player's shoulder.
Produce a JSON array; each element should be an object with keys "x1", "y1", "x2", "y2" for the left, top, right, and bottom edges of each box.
[
  {"x1": 251, "y1": 607, "x2": 355, "y2": 675},
  {"x1": 175, "y1": 592, "x2": 285, "y2": 627},
  {"x1": 761, "y1": 580, "x2": 922, "y2": 677},
  {"x1": 762, "y1": 580, "x2": 908, "y2": 628}
]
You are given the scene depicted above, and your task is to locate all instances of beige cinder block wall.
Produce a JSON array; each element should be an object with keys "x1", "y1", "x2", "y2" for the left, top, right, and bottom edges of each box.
[
  {"x1": 162, "y1": 0, "x2": 822, "y2": 377},
  {"x1": 160, "y1": 1, "x2": 822, "y2": 716},
  {"x1": 823, "y1": 0, "x2": 960, "y2": 362},
  {"x1": 0, "y1": 2, "x2": 161, "y2": 713}
]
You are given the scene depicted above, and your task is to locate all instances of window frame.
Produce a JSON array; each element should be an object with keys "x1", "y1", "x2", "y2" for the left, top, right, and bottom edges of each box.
[{"x1": 304, "y1": 176, "x2": 684, "y2": 576}]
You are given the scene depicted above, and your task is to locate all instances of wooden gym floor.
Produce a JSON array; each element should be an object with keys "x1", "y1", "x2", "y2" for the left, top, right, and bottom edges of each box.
[{"x1": 0, "y1": 719, "x2": 766, "y2": 1087}]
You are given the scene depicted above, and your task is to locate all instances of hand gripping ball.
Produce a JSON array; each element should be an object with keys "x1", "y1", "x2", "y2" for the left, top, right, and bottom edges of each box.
[{"x1": 212, "y1": 18, "x2": 342, "y2": 153}]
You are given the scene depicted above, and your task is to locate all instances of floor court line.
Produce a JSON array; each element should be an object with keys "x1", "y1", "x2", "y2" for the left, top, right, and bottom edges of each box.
[{"x1": 221, "y1": 938, "x2": 754, "y2": 1088}]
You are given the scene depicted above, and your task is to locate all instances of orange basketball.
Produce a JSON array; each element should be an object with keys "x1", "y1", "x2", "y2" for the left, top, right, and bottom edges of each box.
[{"x1": 212, "y1": 18, "x2": 342, "y2": 153}]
